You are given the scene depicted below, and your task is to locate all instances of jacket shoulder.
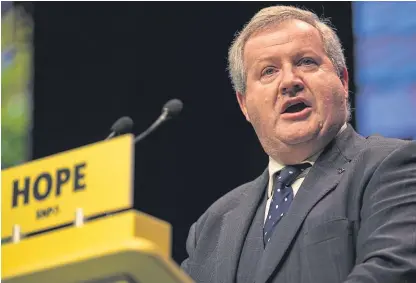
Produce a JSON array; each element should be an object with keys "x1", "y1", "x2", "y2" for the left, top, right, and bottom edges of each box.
[
  {"x1": 359, "y1": 134, "x2": 413, "y2": 160},
  {"x1": 337, "y1": 125, "x2": 413, "y2": 164}
]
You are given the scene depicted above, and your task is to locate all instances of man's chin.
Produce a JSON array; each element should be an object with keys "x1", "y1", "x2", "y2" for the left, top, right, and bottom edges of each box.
[{"x1": 277, "y1": 129, "x2": 319, "y2": 145}]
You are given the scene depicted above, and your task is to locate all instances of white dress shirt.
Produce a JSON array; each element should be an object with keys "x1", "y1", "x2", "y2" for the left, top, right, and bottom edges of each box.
[{"x1": 264, "y1": 123, "x2": 347, "y2": 223}]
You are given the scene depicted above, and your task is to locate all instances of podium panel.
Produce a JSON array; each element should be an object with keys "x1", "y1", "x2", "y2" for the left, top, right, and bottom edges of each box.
[{"x1": 1, "y1": 135, "x2": 134, "y2": 239}]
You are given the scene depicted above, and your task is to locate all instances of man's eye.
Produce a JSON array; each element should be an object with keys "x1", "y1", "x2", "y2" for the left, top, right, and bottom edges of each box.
[
  {"x1": 298, "y1": 57, "x2": 317, "y2": 66},
  {"x1": 261, "y1": 67, "x2": 276, "y2": 76}
]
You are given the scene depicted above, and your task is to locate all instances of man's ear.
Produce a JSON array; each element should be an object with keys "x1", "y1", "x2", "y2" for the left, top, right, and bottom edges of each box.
[
  {"x1": 340, "y1": 67, "x2": 349, "y2": 98},
  {"x1": 236, "y1": 91, "x2": 250, "y2": 122}
]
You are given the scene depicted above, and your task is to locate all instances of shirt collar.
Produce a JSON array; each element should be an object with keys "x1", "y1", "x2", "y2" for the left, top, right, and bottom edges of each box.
[{"x1": 267, "y1": 123, "x2": 347, "y2": 198}]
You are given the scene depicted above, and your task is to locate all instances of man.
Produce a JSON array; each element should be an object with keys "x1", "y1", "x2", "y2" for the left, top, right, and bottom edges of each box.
[{"x1": 181, "y1": 5, "x2": 416, "y2": 283}]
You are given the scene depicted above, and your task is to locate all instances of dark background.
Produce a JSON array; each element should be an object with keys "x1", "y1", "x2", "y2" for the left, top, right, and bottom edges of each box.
[{"x1": 31, "y1": 2, "x2": 355, "y2": 263}]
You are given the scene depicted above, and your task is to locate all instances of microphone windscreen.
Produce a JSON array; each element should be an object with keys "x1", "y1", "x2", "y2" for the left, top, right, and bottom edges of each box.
[
  {"x1": 111, "y1": 116, "x2": 134, "y2": 134},
  {"x1": 163, "y1": 99, "x2": 183, "y2": 118}
]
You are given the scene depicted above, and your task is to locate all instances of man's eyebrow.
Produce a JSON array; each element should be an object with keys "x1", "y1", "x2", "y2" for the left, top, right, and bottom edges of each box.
[
  {"x1": 253, "y1": 56, "x2": 277, "y2": 65},
  {"x1": 255, "y1": 48, "x2": 319, "y2": 61},
  {"x1": 293, "y1": 48, "x2": 321, "y2": 57},
  {"x1": 249, "y1": 48, "x2": 322, "y2": 69}
]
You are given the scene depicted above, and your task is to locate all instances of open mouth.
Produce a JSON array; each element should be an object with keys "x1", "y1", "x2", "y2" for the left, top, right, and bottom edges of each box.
[{"x1": 283, "y1": 102, "x2": 309, "y2": 114}]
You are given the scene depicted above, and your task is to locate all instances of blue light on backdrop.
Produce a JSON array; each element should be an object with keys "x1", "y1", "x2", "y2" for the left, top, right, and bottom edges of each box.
[{"x1": 353, "y1": 2, "x2": 416, "y2": 139}]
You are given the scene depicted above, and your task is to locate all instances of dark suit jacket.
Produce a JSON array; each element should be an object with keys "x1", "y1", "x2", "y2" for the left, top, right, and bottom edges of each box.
[{"x1": 181, "y1": 124, "x2": 416, "y2": 283}]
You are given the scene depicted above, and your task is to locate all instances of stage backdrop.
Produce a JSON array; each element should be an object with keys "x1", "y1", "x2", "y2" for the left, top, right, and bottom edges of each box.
[{"x1": 353, "y1": 2, "x2": 416, "y2": 140}]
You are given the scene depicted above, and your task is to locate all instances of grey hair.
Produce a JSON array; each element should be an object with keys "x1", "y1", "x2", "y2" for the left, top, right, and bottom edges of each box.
[{"x1": 227, "y1": 5, "x2": 347, "y2": 95}]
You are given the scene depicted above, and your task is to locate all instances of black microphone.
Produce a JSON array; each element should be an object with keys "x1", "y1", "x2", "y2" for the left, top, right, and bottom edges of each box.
[
  {"x1": 106, "y1": 116, "x2": 134, "y2": 140},
  {"x1": 134, "y1": 99, "x2": 183, "y2": 144}
]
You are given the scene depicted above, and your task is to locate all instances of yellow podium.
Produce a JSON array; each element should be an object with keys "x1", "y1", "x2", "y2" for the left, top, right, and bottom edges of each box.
[{"x1": 1, "y1": 135, "x2": 193, "y2": 283}]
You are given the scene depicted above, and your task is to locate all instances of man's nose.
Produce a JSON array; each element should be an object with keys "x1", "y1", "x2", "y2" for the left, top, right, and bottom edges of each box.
[{"x1": 280, "y1": 68, "x2": 304, "y2": 96}]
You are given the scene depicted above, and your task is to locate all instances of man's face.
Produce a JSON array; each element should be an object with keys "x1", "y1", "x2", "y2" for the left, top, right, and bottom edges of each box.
[{"x1": 237, "y1": 19, "x2": 349, "y2": 164}]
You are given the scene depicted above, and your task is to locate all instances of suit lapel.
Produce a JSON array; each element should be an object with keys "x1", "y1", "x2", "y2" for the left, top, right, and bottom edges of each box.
[
  {"x1": 217, "y1": 170, "x2": 268, "y2": 283},
  {"x1": 254, "y1": 137, "x2": 351, "y2": 283}
]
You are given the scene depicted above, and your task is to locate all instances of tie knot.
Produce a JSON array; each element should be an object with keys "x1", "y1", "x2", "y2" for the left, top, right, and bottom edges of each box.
[{"x1": 275, "y1": 163, "x2": 311, "y2": 186}]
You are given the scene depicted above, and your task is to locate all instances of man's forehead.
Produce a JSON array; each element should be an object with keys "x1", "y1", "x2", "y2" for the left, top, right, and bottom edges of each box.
[{"x1": 245, "y1": 19, "x2": 322, "y2": 51}]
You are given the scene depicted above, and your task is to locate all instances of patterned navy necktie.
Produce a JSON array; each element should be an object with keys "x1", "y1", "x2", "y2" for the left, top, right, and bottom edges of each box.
[{"x1": 263, "y1": 163, "x2": 311, "y2": 245}]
